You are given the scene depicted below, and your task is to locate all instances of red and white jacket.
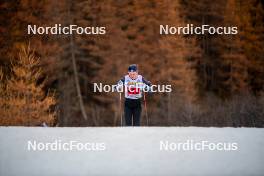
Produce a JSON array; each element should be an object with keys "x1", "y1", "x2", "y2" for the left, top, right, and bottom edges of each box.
[{"x1": 117, "y1": 75, "x2": 151, "y2": 99}]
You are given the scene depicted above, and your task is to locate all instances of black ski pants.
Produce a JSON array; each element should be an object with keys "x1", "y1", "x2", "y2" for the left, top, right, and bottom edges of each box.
[{"x1": 124, "y1": 98, "x2": 141, "y2": 126}]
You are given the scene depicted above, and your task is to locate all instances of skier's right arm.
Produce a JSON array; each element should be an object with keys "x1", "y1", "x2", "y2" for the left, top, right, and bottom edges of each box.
[{"x1": 115, "y1": 77, "x2": 125, "y2": 92}]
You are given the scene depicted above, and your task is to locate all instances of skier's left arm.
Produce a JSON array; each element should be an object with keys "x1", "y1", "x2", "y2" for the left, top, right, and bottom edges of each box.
[
  {"x1": 142, "y1": 77, "x2": 151, "y2": 87},
  {"x1": 142, "y1": 77, "x2": 152, "y2": 92}
]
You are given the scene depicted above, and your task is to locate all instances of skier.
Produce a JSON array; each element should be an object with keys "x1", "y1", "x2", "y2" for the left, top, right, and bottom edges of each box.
[{"x1": 116, "y1": 64, "x2": 151, "y2": 126}]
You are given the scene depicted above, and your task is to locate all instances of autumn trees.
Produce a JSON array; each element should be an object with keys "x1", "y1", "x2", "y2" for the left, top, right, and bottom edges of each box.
[
  {"x1": 0, "y1": 0, "x2": 263, "y2": 126},
  {"x1": 0, "y1": 45, "x2": 56, "y2": 126},
  {"x1": 238, "y1": 0, "x2": 264, "y2": 94},
  {"x1": 180, "y1": 0, "x2": 264, "y2": 98}
]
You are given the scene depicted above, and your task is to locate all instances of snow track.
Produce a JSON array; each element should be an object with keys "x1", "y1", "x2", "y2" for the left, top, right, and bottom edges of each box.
[{"x1": 0, "y1": 127, "x2": 263, "y2": 176}]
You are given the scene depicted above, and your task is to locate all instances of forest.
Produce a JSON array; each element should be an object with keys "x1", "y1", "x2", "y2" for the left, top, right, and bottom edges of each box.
[{"x1": 0, "y1": 0, "x2": 263, "y2": 127}]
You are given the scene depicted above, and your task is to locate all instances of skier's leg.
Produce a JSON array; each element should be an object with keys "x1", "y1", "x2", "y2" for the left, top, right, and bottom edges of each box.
[
  {"x1": 124, "y1": 99, "x2": 133, "y2": 126},
  {"x1": 133, "y1": 100, "x2": 141, "y2": 126}
]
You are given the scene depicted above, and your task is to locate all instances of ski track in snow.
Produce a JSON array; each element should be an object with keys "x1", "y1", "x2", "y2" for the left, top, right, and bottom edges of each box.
[{"x1": 0, "y1": 127, "x2": 263, "y2": 176}]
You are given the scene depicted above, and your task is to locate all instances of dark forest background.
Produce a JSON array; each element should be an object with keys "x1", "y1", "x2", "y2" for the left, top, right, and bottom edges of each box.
[{"x1": 0, "y1": 0, "x2": 263, "y2": 127}]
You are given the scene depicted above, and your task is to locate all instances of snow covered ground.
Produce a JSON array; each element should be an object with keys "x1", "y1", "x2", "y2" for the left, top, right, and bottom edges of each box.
[{"x1": 0, "y1": 127, "x2": 263, "y2": 176}]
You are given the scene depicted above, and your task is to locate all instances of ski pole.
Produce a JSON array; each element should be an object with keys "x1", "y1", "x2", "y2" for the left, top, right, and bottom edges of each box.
[
  {"x1": 119, "y1": 92, "x2": 123, "y2": 126},
  {"x1": 143, "y1": 92, "x2": 149, "y2": 126}
]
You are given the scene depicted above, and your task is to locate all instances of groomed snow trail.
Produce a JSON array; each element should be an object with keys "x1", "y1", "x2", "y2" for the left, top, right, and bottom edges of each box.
[{"x1": 0, "y1": 127, "x2": 263, "y2": 176}]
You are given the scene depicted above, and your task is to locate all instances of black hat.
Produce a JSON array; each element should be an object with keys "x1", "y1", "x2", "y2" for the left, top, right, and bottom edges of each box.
[{"x1": 128, "y1": 64, "x2": 138, "y2": 72}]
